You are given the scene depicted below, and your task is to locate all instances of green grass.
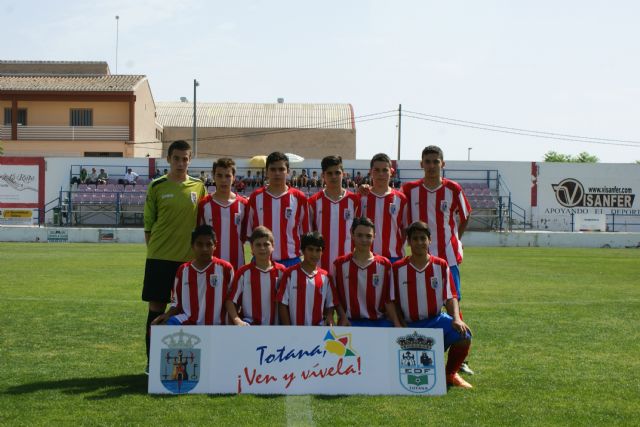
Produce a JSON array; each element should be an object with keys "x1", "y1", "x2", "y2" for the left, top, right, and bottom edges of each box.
[{"x1": 0, "y1": 243, "x2": 639, "y2": 426}]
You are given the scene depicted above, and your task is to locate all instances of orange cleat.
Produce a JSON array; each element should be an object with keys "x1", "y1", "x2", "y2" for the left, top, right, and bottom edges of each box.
[{"x1": 446, "y1": 373, "x2": 473, "y2": 389}]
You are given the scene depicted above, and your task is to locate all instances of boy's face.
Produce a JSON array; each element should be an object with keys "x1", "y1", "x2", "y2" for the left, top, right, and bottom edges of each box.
[
  {"x1": 351, "y1": 224, "x2": 374, "y2": 251},
  {"x1": 251, "y1": 236, "x2": 274, "y2": 260},
  {"x1": 370, "y1": 160, "x2": 392, "y2": 187},
  {"x1": 420, "y1": 153, "x2": 444, "y2": 180},
  {"x1": 408, "y1": 230, "x2": 431, "y2": 257},
  {"x1": 167, "y1": 149, "x2": 192, "y2": 175},
  {"x1": 192, "y1": 234, "x2": 215, "y2": 262},
  {"x1": 213, "y1": 166, "x2": 234, "y2": 193},
  {"x1": 266, "y1": 160, "x2": 288, "y2": 186},
  {"x1": 302, "y1": 244, "x2": 323, "y2": 267},
  {"x1": 322, "y1": 165, "x2": 344, "y2": 189}
]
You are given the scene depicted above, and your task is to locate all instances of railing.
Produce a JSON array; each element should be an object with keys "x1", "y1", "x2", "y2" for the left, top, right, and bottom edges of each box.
[{"x1": 1, "y1": 125, "x2": 129, "y2": 141}]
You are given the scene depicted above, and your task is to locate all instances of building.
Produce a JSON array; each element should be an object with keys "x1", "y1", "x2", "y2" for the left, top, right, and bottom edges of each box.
[
  {"x1": 157, "y1": 101, "x2": 356, "y2": 159},
  {"x1": 0, "y1": 60, "x2": 162, "y2": 157}
]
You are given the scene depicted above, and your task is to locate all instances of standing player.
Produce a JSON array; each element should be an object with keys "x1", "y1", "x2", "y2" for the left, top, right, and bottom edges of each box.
[
  {"x1": 393, "y1": 221, "x2": 473, "y2": 389},
  {"x1": 277, "y1": 232, "x2": 345, "y2": 326},
  {"x1": 402, "y1": 145, "x2": 473, "y2": 374},
  {"x1": 152, "y1": 225, "x2": 234, "y2": 326},
  {"x1": 308, "y1": 155, "x2": 360, "y2": 273},
  {"x1": 226, "y1": 226, "x2": 287, "y2": 326},
  {"x1": 142, "y1": 140, "x2": 206, "y2": 371},
  {"x1": 360, "y1": 153, "x2": 408, "y2": 263},
  {"x1": 245, "y1": 152, "x2": 310, "y2": 267},
  {"x1": 197, "y1": 157, "x2": 248, "y2": 271},
  {"x1": 333, "y1": 217, "x2": 402, "y2": 327}
]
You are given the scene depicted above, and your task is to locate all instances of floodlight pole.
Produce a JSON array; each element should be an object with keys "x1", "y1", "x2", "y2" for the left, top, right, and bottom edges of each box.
[
  {"x1": 193, "y1": 79, "x2": 199, "y2": 158},
  {"x1": 115, "y1": 16, "x2": 119, "y2": 73},
  {"x1": 468, "y1": 147, "x2": 472, "y2": 161},
  {"x1": 397, "y1": 104, "x2": 402, "y2": 161}
]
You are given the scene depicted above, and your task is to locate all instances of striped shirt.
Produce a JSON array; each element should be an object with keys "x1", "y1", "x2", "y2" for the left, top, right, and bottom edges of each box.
[
  {"x1": 169, "y1": 257, "x2": 234, "y2": 325},
  {"x1": 392, "y1": 255, "x2": 457, "y2": 322},
  {"x1": 276, "y1": 264, "x2": 337, "y2": 326},
  {"x1": 228, "y1": 262, "x2": 287, "y2": 325},
  {"x1": 360, "y1": 189, "x2": 408, "y2": 259},
  {"x1": 402, "y1": 178, "x2": 471, "y2": 266},
  {"x1": 197, "y1": 193, "x2": 248, "y2": 270},
  {"x1": 333, "y1": 253, "x2": 394, "y2": 320}
]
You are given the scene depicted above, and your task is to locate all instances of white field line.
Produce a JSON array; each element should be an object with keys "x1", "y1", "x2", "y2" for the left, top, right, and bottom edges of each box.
[{"x1": 285, "y1": 395, "x2": 314, "y2": 427}]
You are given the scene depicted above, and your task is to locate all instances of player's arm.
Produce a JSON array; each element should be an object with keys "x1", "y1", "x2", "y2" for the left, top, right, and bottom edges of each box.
[
  {"x1": 458, "y1": 216, "x2": 469, "y2": 237},
  {"x1": 445, "y1": 298, "x2": 471, "y2": 335},
  {"x1": 384, "y1": 302, "x2": 403, "y2": 328},
  {"x1": 335, "y1": 304, "x2": 349, "y2": 326},
  {"x1": 394, "y1": 301, "x2": 407, "y2": 327},
  {"x1": 225, "y1": 300, "x2": 249, "y2": 326},
  {"x1": 324, "y1": 306, "x2": 337, "y2": 326},
  {"x1": 151, "y1": 306, "x2": 181, "y2": 325},
  {"x1": 278, "y1": 303, "x2": 291, "y2": 326}
]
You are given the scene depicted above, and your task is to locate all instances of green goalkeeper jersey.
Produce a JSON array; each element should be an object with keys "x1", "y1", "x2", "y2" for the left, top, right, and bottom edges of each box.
[{"x1": 144, "y1": 175, "x2": 206, "y2": 262}]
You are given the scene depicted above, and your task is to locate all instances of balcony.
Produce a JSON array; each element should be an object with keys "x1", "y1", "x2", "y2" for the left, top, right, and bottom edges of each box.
[{"x1": 0, "y1": 125, "x2": 129, "y2": 141}]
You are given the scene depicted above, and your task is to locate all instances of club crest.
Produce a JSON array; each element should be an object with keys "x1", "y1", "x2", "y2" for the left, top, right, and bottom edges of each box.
[
  {"x1": 440, "y1": 200, "x2": 448, "y2": 213},
  {"x1": 343, "y1": 209, "x2": 352, "y2": 221},
  {"x1": 389, "y1": 204, "x2": 397, "y2": 215},
  {"x1": 430, "y1": 277, "x2": 439, "y2": 290},
  {"x1": 160, "y1": 329, "x2": 201, "y2": 394},
  {"x1": 396, "y1": 331, "x2": 436, "y2": 393},
  {"x1": 209, "y1": 274, "x2": 218, "y2": 288},
  {"x1": 234, "y1": 212, "x2": 241, "y2": 226},
  {"x1": 372, "y1": 274, "x2": 381, "y2": 287},
  {"x1": 284, "y1": 207, "x2": 293, "y2": 220},
  {"x1": 191, "y1": 192, "x2": 198, "y2": 204}
]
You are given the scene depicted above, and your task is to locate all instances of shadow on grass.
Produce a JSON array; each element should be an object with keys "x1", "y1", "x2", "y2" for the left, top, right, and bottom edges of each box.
[{"x1": 4, "y1": 374, "x2": 148, "y2": 400}]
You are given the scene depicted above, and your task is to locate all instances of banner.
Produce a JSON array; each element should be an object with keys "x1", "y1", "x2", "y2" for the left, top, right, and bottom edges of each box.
[{"x1": 149, "y1": 326, "x2": 446, "y2": 395}]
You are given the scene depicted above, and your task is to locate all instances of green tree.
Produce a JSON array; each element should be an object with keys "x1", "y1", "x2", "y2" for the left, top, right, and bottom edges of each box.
[{"x1": 543, "y1": 151, "x2": 598, "y2": 163}]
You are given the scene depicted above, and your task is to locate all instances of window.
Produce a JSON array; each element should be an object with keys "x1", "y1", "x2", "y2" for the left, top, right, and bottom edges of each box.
[
  {"x1": 70, "y1": 109, "x2": 93, "y2": 126},
  {"x1": 84, "y1": 152, "x2": 123, "y2": 157},
  {"x1": 4, "y1": 108, "x2": 27, "y2": 125}
]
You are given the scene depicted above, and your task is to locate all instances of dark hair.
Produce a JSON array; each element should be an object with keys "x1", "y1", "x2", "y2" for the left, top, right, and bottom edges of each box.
[
  {"x1": 405, "y1": 221, "x2": 431, "y2": 240},
  {"x1": 370, "y1": 153, "x2": 392, "y2": 168},
  {"x1": 212, "y1": 157, "x2": 236, "y2": 175},
  {"x1": 350, "y1": 216, "x2": 375, "y2": 233},
  {"x1": 421, "y1": 145, "x2": 444, "y2": 161},
  {"x1": 191, "y1": 224, "x2": 217, "y2": 245},
  {"x1": 249, "y1": 225, "x2": 274, "y2": 244},
  {"x1": 266, "y1": 151, "x2": 289, "y2": 170},
  {"x1": 168, "y1": 140, "x2": 192, "y2": 157},
  {"x1": 301, "y1": 231, "x2": 324, "y2": 250},
  {"x1": 321, "y1": 155, "x2": 343, "y2": 172}
]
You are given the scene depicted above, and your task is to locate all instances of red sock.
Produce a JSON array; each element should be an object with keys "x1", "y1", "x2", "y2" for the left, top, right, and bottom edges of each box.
[{"x1": 446, "y1": 341, "x2": 470, "y2": 376}]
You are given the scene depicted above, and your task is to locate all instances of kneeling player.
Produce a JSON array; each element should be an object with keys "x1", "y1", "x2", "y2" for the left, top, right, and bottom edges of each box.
[
  {"x1": 277, "y1": 232, "x2": 346, "y2": 326},
  {"x1": 393, "y1": 221, "x2": 473, "y2": 389},
  {"x1": 333, "y1": 216, "x2": 402, "y2": 327},
  {"x1": 226, "y1": 226, "x2": 287, "y2": 326},
  {"x1": 153, "y1": 225, "x2": 234, "y2": 325}
]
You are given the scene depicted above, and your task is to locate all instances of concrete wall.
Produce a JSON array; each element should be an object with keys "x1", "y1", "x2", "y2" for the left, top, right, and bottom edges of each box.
[
  {"x1": 15, "y1": 100, "x2": 129, "y2": 126},
  {"x1": 132, "y1": 79, "x2": 162, "y2": 157},
  {"x1": 2, "y1": 140, "x2": 130, "y2": 157}
]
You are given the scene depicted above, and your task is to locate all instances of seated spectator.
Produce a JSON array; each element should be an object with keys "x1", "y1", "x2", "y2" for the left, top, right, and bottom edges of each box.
[
  {"x1": 243, "y1": 170, "x2": 254, "y2": 188},
  {"x1": 71, "y1": 168, "x2": 88, "y2": 185},
  {"x1": 298, "y1": 169, "x2": 308, "y2": 188},
  {"x1": 87, "y1": 168, "x2": 99, "y2": 185},
  {"x1": 309, "y1": 170, "x2": 319, "y2": 188},
  {"x1": 97, "y1": 168, "x2": 109, "y2": 185},
  {"x1": 154, "y1": 168, "x2": 162, "y2": 179},
  {"x1": 290, "y1": 170, "x2": 298, "y2": 187},
  {"x1": 354, "y1": 171, "x2": 363, "y2": 186},
  {"x1": 199, "y1": 171, "x2": 207, "y2": 182},
  {"x1": 205, "y1": 173, "x2": 213, "y2": 187},
  {"x1": 119, "y1": 168, "x2": 139, "y2": 185},
  {"x1": 255, "y1": 171, "x2": 264, "y2": 187}
]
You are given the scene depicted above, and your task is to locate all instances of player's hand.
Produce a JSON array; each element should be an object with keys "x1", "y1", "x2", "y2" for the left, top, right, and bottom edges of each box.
[
  {"x1": 357, "y1": 184, "x2": 371, "y2": 196},
  {"x1": 235, "y1": 319, "x2": 250, "y2": 326},
  {"x1": 151, "y1": 314, "x2": 168, "y2": 325},
  {"x1": 338, "y1": 317, "x2": 351, "y2": 327},
  {"x1": 452, "y1": 318, "x2": 471, "y2": 336}
]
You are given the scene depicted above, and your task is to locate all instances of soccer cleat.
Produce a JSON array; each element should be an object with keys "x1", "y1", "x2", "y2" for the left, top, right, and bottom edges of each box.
[
  {"x1": 446, "y1": 373, "x2": 473, "y2": 389},
  {"x1": 459, "y1": 361, "x2": 475, "y2": 375}
]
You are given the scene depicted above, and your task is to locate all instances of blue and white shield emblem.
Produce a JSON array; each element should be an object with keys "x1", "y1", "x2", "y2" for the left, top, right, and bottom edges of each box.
[
  {"x1": 372, "y1": 274, "x2": 381, "y2": 287},
  {"x1": 389, "y1": 204, "x2": 397, "y2": 215},
  {"x1": 396, "y1": 332, "x2": 436, "y2": 393},
  {"x1": 209, "y1": 274, "x2": 218, "y2": 288},
  {"x1": 440, "y1": 200, "x2": 449, "y2": 213},
  {"x1": 234, "y1": 212, "x2": 241, "y2": 226},
  {"x1": 284, "y1": 207, "x2": 293, "y2": 220},
  {"x1": 430, "y1": 277, "x2": 439, "y2": 290},
  {"x1": 343, "y1": 209, "x2": 352, "y2": 221},
  {"x1": 160, "y1": 329, "x2": 201, "y2": 394}
]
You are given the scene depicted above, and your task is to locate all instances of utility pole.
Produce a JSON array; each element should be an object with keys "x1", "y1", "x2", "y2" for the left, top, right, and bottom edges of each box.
[
  {"x1": 468, "y1": 147, "x2": 472, "y2": 161},
  {"x1": 397, "y1": 104, "x2": 402, "y2": 161},
  {"x1": 193, "y1": 79, "x2": 199, "y2": 157},
  {"x1": 115, "y1": 16, "x2": 119, "y2": 73}
]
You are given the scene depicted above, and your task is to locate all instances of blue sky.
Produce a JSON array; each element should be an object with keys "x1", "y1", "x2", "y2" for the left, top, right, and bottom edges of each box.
[{"x1": 4, "y1": 0, "x2": 640, "y2": 162}]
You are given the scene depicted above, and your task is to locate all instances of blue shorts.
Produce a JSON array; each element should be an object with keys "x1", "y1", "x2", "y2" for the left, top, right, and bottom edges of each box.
[
  {"x1": 450, "y1": 265, "x2": 462, "y2": 300},
  {"x1": 349, "y1": 318, "x2": 393, "y2": 327},
  {"x1": 167, "y1": 316, "x2": 183, "y2": 325},
  {"x1": 275, "y1": 257, "x2": 302, "y2": 268},
  {"x1": 406, "y1": 313, "x2": 471, "y2": 350}
]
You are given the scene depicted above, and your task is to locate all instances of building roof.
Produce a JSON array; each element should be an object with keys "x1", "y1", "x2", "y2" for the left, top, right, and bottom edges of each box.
[
  {"x1": 156, "y1": 102, "x2": 355, "y2": 129},
  {"x1": 0, "y1": 60, "x2": 110, "y2": 75},
  {"x1": 0, "y1": 75, "x2": 147, "y2": 92}
]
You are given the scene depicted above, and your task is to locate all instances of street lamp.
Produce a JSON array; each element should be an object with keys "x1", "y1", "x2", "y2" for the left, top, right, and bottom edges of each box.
[
  {"x1": 467, "y1": 147, "x2": 472, "y2": 161},
  {"x1": 193, "y1": 79, "x2": 199, "y2": 158}
]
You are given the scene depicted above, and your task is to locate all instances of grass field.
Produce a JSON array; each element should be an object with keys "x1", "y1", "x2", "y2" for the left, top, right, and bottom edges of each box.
[{"x1": 0, "y1": 242, "x2": 639, "y2": 426}]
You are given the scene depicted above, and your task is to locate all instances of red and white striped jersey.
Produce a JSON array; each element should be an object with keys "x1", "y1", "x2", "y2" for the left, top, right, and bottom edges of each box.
[
  {"x1": 228, "y1": 262, "x2": 287, "y2": 325},
  {"x1": 170, "y1": 257, "x2": 235, "y2": 325},
  {"x1": 197, "y1": 193, "x2": 248, "y2": 270},
  {"x1": 402, "y1": 179, "x2": 472, "y2": 266},
  {"x1": 392, "y1": 255, "x2": 457, "y2": 322},
  {"x1": 333, "y1": 253, "x2": 394, "y2": 320},
  {"x1": 360, "y1": 189, "x2": 408, "y2": 259},
  {"x1": 276, "y1": 264, "x2": 338, "y2": 326},
  {"x1": 245, "y1": 187, "x2": 310, "y2": 261},
  {"x1": 309, "y1": 190, "x2": 361, "y2": 272}
]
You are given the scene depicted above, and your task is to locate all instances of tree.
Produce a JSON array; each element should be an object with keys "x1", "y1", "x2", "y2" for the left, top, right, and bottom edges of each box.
[{"x1": 543, "y1": 151, "x2": 598, "y2": 163}]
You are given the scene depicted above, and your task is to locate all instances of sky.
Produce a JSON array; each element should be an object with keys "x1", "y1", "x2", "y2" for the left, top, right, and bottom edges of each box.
[{"x1": 3, "y1": 0, "x2": 640, "y2": 163}]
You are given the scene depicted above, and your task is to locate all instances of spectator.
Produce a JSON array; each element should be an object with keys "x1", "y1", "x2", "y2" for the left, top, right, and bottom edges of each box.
[
  {"x1": 354, "y1": 171, "x2": 363, "y2": 186},
  {"x1": 86, "y1": 168, "x2": 99, "y2": 185},
  {"x1": 290, "y1": 170, "x2": 298, "y2": 187},
  {"x1": 97, "y1": 168, "x2": 109, "y2": 185},
  {"x1": 119, "y1": 168, "x2": 139, "y2": 186},
  {"x1": 199, "y1": 171, "x2": 207, "y2": 182},
  {"x1": 309, "y1": 170, "x2": 319, "y2": 188},
  {"x1": 71, "y1": 168, "x2": 88, "y2": 185},
  {"x1": 243, "y1": 170, "x2": 254, "y2": 188},
  {"x1": 154, "y1": 169, "x2": 162, "y2": 179},
  {"x1": 299, "y1": 169, "x2": 308, "y2": 188}
]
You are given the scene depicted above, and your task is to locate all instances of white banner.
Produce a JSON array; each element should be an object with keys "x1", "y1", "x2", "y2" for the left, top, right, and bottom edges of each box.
[
  {"x1": 149, "y1": 326, "x2": 446, "y2": 395},
  {"x1": 0, "y1": 164, "x2": 39, "y2": 204}
]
